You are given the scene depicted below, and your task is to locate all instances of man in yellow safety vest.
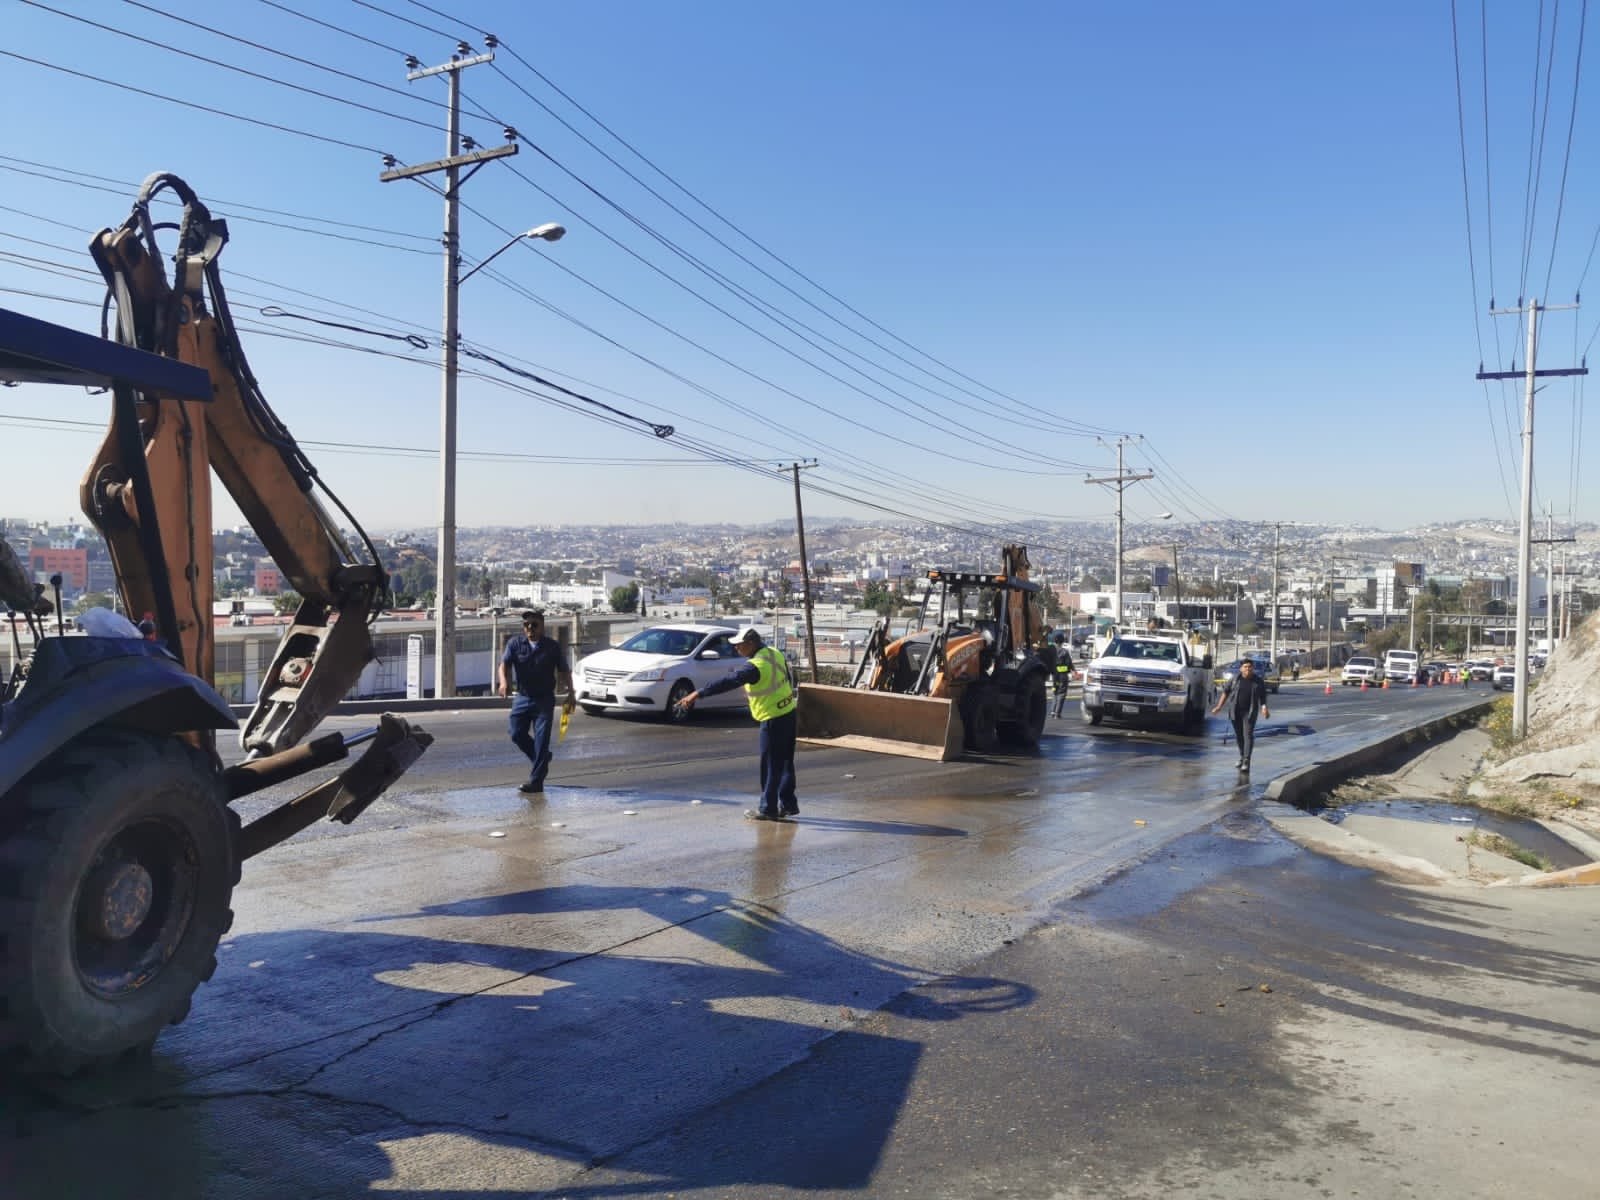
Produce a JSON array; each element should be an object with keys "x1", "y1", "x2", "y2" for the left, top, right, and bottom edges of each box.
[{"x1": 677, "y1": 626, "x2": 800, "y2": 821}]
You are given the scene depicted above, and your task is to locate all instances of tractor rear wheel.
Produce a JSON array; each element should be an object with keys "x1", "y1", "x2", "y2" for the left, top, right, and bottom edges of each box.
[
  {"x1": 0, "y1": 732, "x2": 238, "y2": 1073},
  {"x1": 961, "y1": 683, "x2": 999, "y2": 753},
  {"x1": 1000, "y1": 675, "x2": 1048, "y2": 750}
]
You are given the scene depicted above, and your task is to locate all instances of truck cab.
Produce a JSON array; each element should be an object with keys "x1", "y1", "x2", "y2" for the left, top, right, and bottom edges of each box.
[
  {"x1": 1383, "y1": 648, "x2": 1420, "y2": 684},
  {"x1": 1080, "y1": 627, "x2": 1214, "y2": 733}
]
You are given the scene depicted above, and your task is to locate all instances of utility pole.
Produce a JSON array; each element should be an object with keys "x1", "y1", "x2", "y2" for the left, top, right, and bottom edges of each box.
[
  {"x1": 1171, "y1": 544, "x2": 1181, "y2": 625},
  {"x1": 1478, "y1": 297, "x2": 1586, "y2": 738},
  {"x1": 1326, "y1": 575, "x2": 1335, "y2": 676},
  {"x1": 1532, "y1": 505, "x2": 1576, "y2": 650},
  {"x1": 1084, "y1": 436, "x2": 1152, "y2": 627},
  {"x1": 1267, "y1": 521, "x2": 1289, "y2": 663},
  {"x1": 784, "y1": 460, "x2": 820, "y2": 682},
  {"x1": 381, "y1": 40, "x2": 519, "y2": 699}
]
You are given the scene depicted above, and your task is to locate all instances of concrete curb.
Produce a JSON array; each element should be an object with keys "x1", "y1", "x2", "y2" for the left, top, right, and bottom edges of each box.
[{"x1": 1263, "y1": 698, "x2": 1499, "y2": 809}]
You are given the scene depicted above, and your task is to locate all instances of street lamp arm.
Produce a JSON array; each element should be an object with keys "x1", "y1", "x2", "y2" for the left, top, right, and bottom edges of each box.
[{"x1": 459, "y1": 223, "x2": 566, "y2": 285}]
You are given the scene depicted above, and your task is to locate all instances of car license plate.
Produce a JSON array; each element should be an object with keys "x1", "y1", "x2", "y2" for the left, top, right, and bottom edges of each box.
[{"x1": 1116, "y1": 703, "x2": 1141, "y2": 715}]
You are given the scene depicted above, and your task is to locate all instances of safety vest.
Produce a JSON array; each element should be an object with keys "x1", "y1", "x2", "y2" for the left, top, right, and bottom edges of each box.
[{"x1": 744, "y1": 644, "x2": 797, "y2": 722}]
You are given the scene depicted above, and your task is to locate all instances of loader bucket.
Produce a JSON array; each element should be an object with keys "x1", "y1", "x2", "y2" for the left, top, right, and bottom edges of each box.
[{"x1": 795, "y1": 683, "x2": 964, "y2": 762}]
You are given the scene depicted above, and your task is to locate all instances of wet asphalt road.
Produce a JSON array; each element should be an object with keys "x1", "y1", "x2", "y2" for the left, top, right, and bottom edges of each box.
[{"x1": 2, "y1": 683, "x2": 1508, "y2": 1197}]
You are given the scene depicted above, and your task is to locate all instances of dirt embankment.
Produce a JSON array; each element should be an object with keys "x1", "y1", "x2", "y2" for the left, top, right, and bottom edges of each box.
[{"x1": 1466, "y1": 613, "x2": 1600, "y2": 842}]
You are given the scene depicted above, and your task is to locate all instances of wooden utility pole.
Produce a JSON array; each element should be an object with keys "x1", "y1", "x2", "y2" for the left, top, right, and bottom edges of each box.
[
  {"x1": 784, "y1": 460, "x2": 820, "y2": 681},
  {"x1": 1478, "y1": 299, "x2": 1586, "y2": 737}
]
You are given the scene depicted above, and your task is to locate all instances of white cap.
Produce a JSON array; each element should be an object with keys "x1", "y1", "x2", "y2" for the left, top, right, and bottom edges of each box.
[{"x1": 736, "y1": 625, "x2": 764, "y2": 644}]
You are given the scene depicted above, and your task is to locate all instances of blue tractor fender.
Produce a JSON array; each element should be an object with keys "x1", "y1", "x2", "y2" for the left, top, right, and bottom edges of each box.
[{"x1": 0, "y1": 637, "x2": 237, "y2": 798}]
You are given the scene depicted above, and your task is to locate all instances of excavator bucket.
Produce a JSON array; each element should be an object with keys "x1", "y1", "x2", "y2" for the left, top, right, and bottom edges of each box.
[{"x1": 795, "y1": 683, "x2": 965, "y2": 762}]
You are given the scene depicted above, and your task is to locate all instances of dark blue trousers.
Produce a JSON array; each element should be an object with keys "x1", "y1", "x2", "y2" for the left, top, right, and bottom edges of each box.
[
  {"x1": 759, "y1": 709, "x2": 799, "y2": 818},
  {"x1": 509, "y1": 695, "x2": 555, "y2": 787}
]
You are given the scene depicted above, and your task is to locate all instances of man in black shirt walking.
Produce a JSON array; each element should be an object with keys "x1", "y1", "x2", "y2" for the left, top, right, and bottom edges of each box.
[
  {"x1": 1210, "y1": 657, "x2": 1270, "y2": 772},
  {"x1": 497, "y1": 610, "x2": 576, "y2": 795}
]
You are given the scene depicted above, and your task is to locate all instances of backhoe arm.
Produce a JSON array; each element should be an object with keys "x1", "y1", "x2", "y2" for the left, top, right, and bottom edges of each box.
[{"x1": 84, "y1": 174, "x2": 390, "y2": 757}]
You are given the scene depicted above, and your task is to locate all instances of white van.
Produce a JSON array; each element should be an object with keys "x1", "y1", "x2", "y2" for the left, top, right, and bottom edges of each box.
[{"x1": 1383, "y1": 648, "x2": 1420, "y2": 684}]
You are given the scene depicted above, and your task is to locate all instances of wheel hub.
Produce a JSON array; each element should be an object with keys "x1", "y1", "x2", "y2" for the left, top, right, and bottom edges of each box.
[{"x1": 82, "y1": 860, "x2": 155, "y2": 940}]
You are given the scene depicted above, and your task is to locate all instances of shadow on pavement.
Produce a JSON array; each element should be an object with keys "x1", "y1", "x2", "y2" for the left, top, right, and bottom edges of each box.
[{"x1": 4, "y1": 880, "x2": 1032, "y2": 1199}]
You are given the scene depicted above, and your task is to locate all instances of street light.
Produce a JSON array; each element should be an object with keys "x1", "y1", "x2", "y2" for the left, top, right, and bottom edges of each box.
[
  {"x1": 459, "y1": 223, "x2": 566, "y2": 284},
  {"x1": 435, "y1": 220, "x2": 565, "y2": 699}
]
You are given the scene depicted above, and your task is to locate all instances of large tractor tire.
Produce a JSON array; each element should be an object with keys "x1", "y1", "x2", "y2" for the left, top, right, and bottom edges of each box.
[
  {"x1": 0, "y1": 732, "x2": 239, "y2": 1073},
  {"x1": 961, "y1": 682, "x2": 999, "y2": 753},
  {"x1": 998, "y1": 674, "x2": 1048, "y2": 750}
]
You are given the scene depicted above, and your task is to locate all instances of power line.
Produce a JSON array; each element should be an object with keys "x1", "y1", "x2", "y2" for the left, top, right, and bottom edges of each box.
[
  {"x1": 1, "y1": 156, "x2": 435, "y2": 245},
  {"x1": 256, "y1": 0, "x2": 410, "y2": 58},
  {"x1": 0, "y1": 51, "x2": 390, "y2": 156},
  {"x1": 1540, "y1": 0, "x2": 1588, "y2": 300},
  {"x1": 1451, "y1": 0, "x2": 1519, "y2": 516},
  {"x1": 23, "y1": 1, "x2": 443, "y2": 136}
]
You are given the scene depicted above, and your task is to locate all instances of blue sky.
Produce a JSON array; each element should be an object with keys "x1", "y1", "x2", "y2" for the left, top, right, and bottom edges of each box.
[{"x1": 1, "y1": 0, "x2": 1595, "y2": 537}]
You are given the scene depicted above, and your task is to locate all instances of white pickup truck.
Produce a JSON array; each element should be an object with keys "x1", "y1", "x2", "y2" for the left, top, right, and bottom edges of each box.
[{"x1": 1080, "y1": 628, "x2": 1215, "y2": 733}]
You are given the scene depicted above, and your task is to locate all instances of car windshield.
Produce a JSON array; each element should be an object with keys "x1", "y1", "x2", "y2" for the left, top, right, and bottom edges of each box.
[
  {"x1": 618, "y1": 628, "x2": 703, "y2": 657},
  {"x1": 1106, "y1": 638, "x2": 1179, "y2": 662},
  {"x1": 1349, "y1": 658, "x2": 1376, "y2": 667}
]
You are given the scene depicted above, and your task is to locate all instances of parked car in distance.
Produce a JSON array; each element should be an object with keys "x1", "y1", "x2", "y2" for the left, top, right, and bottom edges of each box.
[
  {"x1": 1422, "y1": 660, "x2": 1452, "y2": 682},
  {"x1": 1341, "y1": 656, "x2": 1382, "y2": 686},
  {"x1": 1464, "y1": 659, "x2": 1495, "y2": 681},
  {"x1": 1492, "y1": 663, "x2": 1516, "y2": 691},
  {"x1": 573, "y1": 622, "x2": 754, "y2": 721},
  {"x1": 1215, "y1": 656, "x2": 1281, "y2": 694}
]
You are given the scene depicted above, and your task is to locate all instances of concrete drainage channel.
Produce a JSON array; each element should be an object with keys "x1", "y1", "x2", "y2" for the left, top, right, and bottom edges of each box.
[
  {"x1": 1263, "y1": 699, "x2": 1498, "y2": 810},
  {"x1": 1263, "y1": 698, "x2": 1599, "y2": 883}
]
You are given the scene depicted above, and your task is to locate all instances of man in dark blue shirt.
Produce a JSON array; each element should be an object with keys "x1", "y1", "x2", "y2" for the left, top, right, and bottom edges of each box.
[
  {"x1": 497, "y1": 610, "x2": 576, "y2": 795},
  {"x1": 1210, "y1": 657, "x2": 1270, "y2": 772}
]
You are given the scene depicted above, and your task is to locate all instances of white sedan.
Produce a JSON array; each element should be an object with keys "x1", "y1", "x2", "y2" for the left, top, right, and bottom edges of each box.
[{"x1": 573, "y1": 623, "x2": 752, "y2": 721}]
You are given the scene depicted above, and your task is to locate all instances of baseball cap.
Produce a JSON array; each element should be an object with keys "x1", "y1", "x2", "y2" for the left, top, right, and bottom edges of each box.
[{"x1": 736, "y1": 625, "x2": 763, "y2": 644}]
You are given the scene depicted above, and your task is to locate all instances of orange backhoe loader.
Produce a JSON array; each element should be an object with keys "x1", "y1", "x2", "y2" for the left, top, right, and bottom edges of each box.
[
  {"x1": 796, "y1": 544, "x2": 1050, "y2": 760},
  {"x1": 0, "y1": 174, "x2": 431, "y2": 1072}
]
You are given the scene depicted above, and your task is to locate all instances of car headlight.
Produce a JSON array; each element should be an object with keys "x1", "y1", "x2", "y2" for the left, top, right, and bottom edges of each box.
[
  {"x1": 629, "y1": 667, "x2": 667, "y2": 682},
  {"x1": 1167, "y1": 678, "x2": 1187, "y2": 692},
  {"x1": 1085, "y1": 668, "x2": 1104, "y2": 684}
]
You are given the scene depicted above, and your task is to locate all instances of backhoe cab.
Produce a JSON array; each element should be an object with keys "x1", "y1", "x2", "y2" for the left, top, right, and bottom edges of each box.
[{"x1": 0, "y1": 174, "x2": 431, "y2": 1073}]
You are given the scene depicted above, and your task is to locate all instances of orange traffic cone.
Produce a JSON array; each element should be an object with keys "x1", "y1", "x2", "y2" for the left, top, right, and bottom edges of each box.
[
  {"x1": 1360, "y1": 679, "x2": 1368, "y2": 691},
  {"x1": 1323, "y1": 681, "x2": 1333, "y2": 695},
  {"x1": 1411, "y1": 675, "x2": 1418, "y2": 687},
  {"x1": 1381, "y1": 678, "x2": 1389, "y2": 689}
]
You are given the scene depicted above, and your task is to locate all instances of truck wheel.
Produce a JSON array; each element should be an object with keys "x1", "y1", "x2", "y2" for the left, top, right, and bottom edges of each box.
[
  {"x1": 1079, "y1": 701, "x2": 1103, "y2": 727},
  {"x1": 1180, "y1": 697, "x2": 1204, "y2": 734},
  {"x1": 0, "y1": 732, "x2": 238, "y2": 1074},
  {"x1": 1013, "y1": 675, "x2": 1048, "y2": 749},
  {"x1": 961, "y1": 684, "x2": 999, "y2": 753}
]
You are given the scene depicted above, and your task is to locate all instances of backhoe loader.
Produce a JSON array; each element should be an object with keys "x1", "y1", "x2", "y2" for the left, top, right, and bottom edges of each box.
[
  {"x1": 0, "y1": 174, "x2": 432, "y2": 1073},
  {"x1": 796, "y1": 544, "x2": 1050, "y2": 760}
]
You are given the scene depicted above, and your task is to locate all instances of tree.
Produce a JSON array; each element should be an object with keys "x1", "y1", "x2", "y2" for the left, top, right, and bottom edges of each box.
[
  {"x1": 861, "y1": 580, "x2": 893, "y2": 616},
  {"x1": 74, "y1": 591, "x2": 114, "y2": 613},
  {"x1": 273, "y1": 591, "x2": 302, "y2": 615},
  {"x1": 610, "y1": 583, "x2": 639, "y2": 613}
]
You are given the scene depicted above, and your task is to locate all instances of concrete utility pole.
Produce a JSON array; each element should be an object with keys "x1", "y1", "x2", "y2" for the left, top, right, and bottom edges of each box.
[
  {"x1": 381, "y1": 41, "x2": 521, "y2": 699},
  {"x1": 1267, "y1": 521, "x2": 1289, "y2": 663},
  {"x1": 1084, "y1": 436, "x2": 1153, "y2": 627},
  {"x1": 1532, "y1": 505, "x2": 1576, "y2": 651},
  {"x1": 1478, "y1": 298, "x2": 1586, "y2": 738},
  {"x1": 785, "y1": 460, "x2": 820, "y2": 682}
]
